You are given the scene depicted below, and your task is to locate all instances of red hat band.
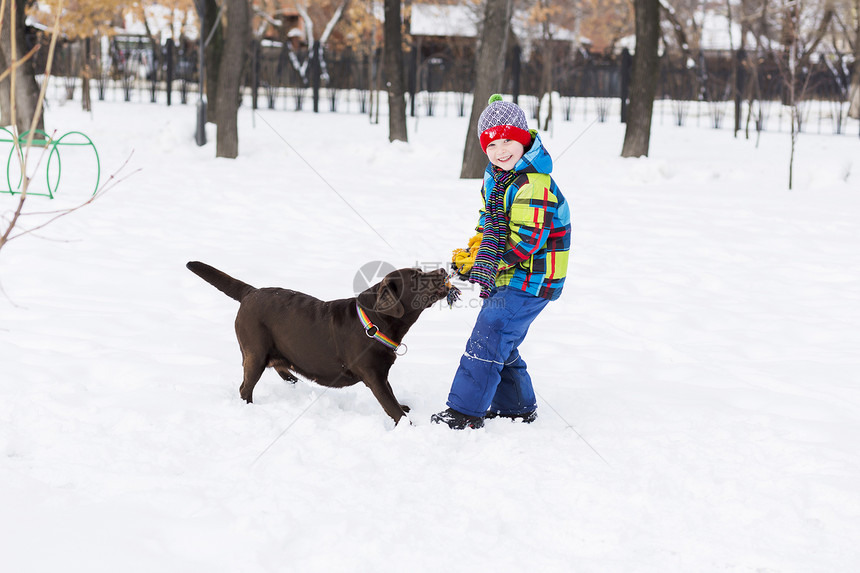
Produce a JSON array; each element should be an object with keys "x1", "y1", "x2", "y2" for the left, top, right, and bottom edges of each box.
[{"x1": 480, "y1": 125, "x2": 532, "y2": 152}]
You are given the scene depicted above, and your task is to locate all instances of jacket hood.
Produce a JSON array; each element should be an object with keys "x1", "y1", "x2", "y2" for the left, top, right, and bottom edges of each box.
[
  {"x1": 518, "y1": 131, "x2": 553, "y2": 174},
  {"x1": 485, "y1": 130, "x2": 553, "y2": 177}
]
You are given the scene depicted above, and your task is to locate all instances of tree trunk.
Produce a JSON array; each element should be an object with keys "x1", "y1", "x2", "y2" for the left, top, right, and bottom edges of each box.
[
  {"x1": 733, "y1": 49, "x2": 745, "y2": 137},
  {"x1": 850, "y1": 65, "x2": 860, "y2": 120},
  {"x1": 620, "y1": 48, "x2": 632, "y2": 123},
  {"x1": 621, "y1": 0, "x2": 660, "y2": 158},
  {"x1": 460, "y1": 0, "x2": 514, "y2": 178},
  {"x1": 81, "y1": 38, "x2": 92, "y2": 112},
  {"x1": 204, "y1": 0, "x2": 224, "y2": 123},
  {"x1": 384, "y1": 0, "x2": 408, "y2": 142},
  {"x1": 1, "y1": 49, "x2": 11, "y2": 126},
  {"x1": 215, "y1": 0, "x2": 250, "y2": 158},
  {"x1": 0, "y1": 0, "x2": 45, "y2": 135},
  {"x1": 538, "y1": 38, "x2": 553, "y2": 131},
  {"x1": 849, "y1": 1, "x2": 860, "y2": 120}
]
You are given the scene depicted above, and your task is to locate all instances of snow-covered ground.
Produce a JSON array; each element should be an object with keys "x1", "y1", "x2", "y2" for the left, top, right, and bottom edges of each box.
[{"x1": 2, "y1": 95, "x2": 859, "y2": 572}]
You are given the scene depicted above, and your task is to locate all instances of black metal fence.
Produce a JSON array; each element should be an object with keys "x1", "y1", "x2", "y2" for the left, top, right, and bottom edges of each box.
[{"x1": 42, "y1": 37, "x2": 858, "y2": 136}]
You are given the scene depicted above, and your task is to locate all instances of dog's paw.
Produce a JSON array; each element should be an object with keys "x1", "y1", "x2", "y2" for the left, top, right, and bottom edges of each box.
[{"x1": 400, "y1": 404, "x2": 411, "y2": 413}]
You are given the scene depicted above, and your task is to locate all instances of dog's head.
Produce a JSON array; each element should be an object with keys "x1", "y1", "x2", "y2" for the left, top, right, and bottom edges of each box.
[{"x1": 361, "y1": 268, "x2": 451, "y2": 319}]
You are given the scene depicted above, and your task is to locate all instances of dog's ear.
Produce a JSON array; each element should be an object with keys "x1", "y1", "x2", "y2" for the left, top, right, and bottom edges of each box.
[{"x1": 375, "y1": 277, "x2": 405, "y2": 318}]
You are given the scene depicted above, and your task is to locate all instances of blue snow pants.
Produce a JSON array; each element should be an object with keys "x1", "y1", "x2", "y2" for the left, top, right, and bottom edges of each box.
[{"x1": 447, "y1": 286, "x2": 550, "y2": 417}]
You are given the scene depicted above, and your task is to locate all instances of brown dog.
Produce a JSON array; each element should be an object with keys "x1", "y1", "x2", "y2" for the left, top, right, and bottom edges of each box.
[{"x1": 186, "y1": 261, "x2": 451, "y2": 424}]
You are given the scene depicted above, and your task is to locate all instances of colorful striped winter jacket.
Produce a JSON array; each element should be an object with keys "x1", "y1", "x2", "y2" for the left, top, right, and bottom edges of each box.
[{"x1": 476, "y1": 131, "x2": 571, "y2": 301}]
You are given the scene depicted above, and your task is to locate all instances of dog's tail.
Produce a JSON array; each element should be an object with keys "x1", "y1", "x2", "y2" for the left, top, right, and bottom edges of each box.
[{"x1": 186, "y1": 261, "x2": 255, "y2": 302}]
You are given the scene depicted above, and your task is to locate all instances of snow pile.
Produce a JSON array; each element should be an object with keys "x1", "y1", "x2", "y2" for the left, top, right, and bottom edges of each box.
[{"x1": 1, "y1": 97, "x2": 859, "y2": 572}]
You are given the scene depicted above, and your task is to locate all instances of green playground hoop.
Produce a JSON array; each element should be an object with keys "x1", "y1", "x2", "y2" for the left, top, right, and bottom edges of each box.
[{"x1": 1, "y1": 128, "x2": 101, "y2": 199}]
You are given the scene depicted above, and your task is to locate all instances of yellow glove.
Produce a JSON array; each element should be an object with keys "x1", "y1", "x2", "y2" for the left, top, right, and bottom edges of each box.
[
  {"x1": 467, "y1": 232, "x2": 483, "y2": 250},
  {"x1": 451, "y1": 233, "x2": 482, "y2": 276}
]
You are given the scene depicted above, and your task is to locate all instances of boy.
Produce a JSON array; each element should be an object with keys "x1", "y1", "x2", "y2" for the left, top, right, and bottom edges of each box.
[{"x1": 431, "y1": 94, "x2": 571, "y2": 429}]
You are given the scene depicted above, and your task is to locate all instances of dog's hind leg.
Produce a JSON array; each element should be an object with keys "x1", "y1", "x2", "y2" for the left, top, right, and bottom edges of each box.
[
  {"x1": 276, "y1": 368, "x2": 299, "y2": 384},
  {"x1": 239, "y1": 354, "x2": 266, "y2": 403},
  {"x1": 270, "y1": 359, "x2": 299, "y2": 384}
]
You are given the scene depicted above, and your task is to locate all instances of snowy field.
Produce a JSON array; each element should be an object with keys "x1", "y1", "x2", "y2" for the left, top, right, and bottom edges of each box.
[{"x1": 2, "y1": 95, "x2": 859, "y2": 572}]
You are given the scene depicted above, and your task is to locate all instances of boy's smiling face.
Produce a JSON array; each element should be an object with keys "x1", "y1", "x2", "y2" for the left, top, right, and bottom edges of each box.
[{"x1": 486, "y1": 138, "x2": 525, "y2": 171}]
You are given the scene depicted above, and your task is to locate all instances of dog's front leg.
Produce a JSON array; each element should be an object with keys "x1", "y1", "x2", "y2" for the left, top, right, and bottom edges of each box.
[{"x1": 362, "y1": 374, "x2": 409, "y2": 425}]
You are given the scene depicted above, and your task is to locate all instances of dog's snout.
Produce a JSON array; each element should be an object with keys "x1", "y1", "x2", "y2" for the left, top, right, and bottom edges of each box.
[{"x1": 428, "y1": 268, "x2": 448, "y2": 284}]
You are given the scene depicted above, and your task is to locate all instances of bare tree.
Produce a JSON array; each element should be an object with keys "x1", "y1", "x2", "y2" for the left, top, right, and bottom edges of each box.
[
  {"x1": 621, "y1": 0, "x2": 660, "y2": 158},
  {"x1": 203, "y1": 0, "x2": 225, "y2": 122},
  {"x1": 384, "y1": 0, "x2": 407, "y2": 142},
  {"x1": 0, "y1": 0, "x2": 45, "y2": 135},
  {"x1": 774, "y1": 0, "x2": 836, "y2": 188},
  {"x1": 254, "y1": 1, "x2": 350, "y2": 86},
  {"x1": 460, "y1": 0, "x2": 515, "y2": 179},
  {"x1": 524, "y1": 0, "x2": 568, "y2": 131},
  {"x1": 214, "y1": 0, "x2": 250, "y2": 158},
  {"x1": 253, "y1": 0, "x2": 352, "y2": 113},
  {"x1": 844, "y1": 0, "x2": 860, "y2": 118},
  {"x1": 1, "y1": 37, "x2": 14, "y2": 125},
  {"x1": 659, "y1": 0, "x2": 705, "y2": 102}
]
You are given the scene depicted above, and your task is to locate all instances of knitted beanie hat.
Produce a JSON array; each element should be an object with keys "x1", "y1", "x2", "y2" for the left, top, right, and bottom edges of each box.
[{"x1": 477, "y1": 94, "x2": 532, "y2": 152}]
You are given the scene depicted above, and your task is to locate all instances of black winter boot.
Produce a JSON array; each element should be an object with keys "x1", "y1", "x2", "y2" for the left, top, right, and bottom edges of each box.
[
  {"x1": 485, "y1": 409, "x2": 538, "y2": 424},
  {"x1": 430, "y1": 408, "x2": 485, "y2": 430}
]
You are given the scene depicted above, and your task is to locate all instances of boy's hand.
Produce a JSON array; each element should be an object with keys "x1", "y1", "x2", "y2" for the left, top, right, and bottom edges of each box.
[
  {"x1": 451, "y1": 233, "x2": 483, "y2": 278},
  {"x1": 451, "y1": 248, "x2": 474, "y2": 277},
  {"x1": 467, "y1": 232, "x2": 483, "y2": 250}
]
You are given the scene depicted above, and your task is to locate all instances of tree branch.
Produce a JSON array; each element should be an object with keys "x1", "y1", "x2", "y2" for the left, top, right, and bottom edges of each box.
[
  {"x1": 658, "y1": 0, "x2": 694, "y2": 59},
  {"x1": 0, "y1": 0, "x2": 129, "y2": 259},
  {"x1": 320, "y1": 0, "x2": 350, "y2": 45},
  {"x1": 294, "y1": 1, "x2": 315, "y2": 51},
  {"x1": 798, "y1": 6, "x2": 835, "y2": 63},
  {"x1": 0, "y1": 44, "x2": 39, "y2": 85},
  {"x1": 253, "y1": 7, "x2": 282, "y2": 39},
  {"x1": 5, "y1": 153, "x2": 140, "y2": 245}
]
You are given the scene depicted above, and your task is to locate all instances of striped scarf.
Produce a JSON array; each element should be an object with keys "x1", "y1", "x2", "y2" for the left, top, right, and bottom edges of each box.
[{"x1": 469, "y1": 166, "x2": 519, "y2": 298}]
